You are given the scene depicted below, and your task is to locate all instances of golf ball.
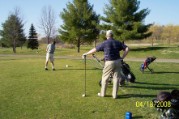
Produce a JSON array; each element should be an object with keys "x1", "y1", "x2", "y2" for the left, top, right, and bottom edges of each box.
[
  {"x1": 66, "y1": 65, "x2": 68, "y2": 67},
  {"x1": 82, "y1": 94, "x2": 86, "y2": 97}
]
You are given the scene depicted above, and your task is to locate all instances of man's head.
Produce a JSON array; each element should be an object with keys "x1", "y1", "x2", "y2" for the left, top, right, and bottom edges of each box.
[
  {"x1": 106, "y1": 30, "x2": 113, "y2": 38},
  {"x1": 50, "y1": 40, "x2": 56, "y2": 45},
  {"x1": 53, "y1": 41, "x2": 56, "y2": 45}
]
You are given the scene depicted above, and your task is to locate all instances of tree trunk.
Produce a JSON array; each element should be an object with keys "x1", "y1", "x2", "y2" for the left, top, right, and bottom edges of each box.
[
  {"x1": 13, "y1": 46, "x2": 16, "y2": 53},
  {"x1": 13, "y1": 39, "x2": 16, "y2": 53},
  {"x1": 94, "y1": 39, "x2": 97, "y2": 47},
  {"x1": 77, "y1": 38, "x2": 80, "y2": 53},
  {"x1": 47, "y1": 36, "x2": 50, "y2": 44}
]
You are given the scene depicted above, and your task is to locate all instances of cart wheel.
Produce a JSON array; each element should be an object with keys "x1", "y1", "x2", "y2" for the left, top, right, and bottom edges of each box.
[
  {"x1": 108, "y1": 78, "x2": 112, "y2": 85},
  {"x1": 119, "y1": 78, "x2": 125, "y2": 86},
  {"x1": 140, "y1": 68, "x2": 144, "y2": 73},
  {"x1": 99, "y1": 80, "x2": 102, "y2": 86},
  {"x1": 150, "y1": 69, "x2": 154, "y2": 74},
  {"x1": 99, "y1": 79, "x2": 112, "y2": 87}
]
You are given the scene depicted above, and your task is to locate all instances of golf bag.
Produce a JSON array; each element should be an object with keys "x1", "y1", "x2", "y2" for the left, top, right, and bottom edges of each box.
[
  {"x1": 152, "y1": 90, "x2": 179, "y2": 119},
  {"x1": 92, "y1": 54, "x2": 136, "y2": 86},
  {"x1": 121, "y1": 61, "x2": 136, "y2": 83},
  {"x1": 140, "y1": 56, "x2": 156, "y2": 73}
]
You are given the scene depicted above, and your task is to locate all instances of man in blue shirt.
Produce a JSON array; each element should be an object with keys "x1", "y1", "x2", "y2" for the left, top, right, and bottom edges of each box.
[{"x1": 83, "y1": 30, "x2": 129, "y2": 99}]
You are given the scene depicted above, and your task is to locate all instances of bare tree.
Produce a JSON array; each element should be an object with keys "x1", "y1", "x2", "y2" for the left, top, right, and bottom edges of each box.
[
  {"x1": 149, "y1": 25, "x2": 163, "y2": 46},
  {"x1": 39, "y1": 6, "x2": 56, "y2": 44}
]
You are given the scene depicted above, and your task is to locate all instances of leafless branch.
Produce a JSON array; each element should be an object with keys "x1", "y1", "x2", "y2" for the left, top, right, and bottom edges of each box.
[{"x1": 39, "y1": 6, "x2": 56, "y2": 43}]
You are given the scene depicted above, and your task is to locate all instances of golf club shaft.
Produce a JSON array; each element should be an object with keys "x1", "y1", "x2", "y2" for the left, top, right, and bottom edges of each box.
[
  {"x1": 92, "y1": 54, "x2": 104, "y2": 68},
  {"x1": 88, "y1": 59, "x2": 102, "y2": 69},
  {"x1": 84, "y1": 55, "x2": 86, "y2": 95}
]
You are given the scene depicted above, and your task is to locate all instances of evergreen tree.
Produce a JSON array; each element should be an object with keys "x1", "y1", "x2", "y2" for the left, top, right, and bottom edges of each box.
[
  {"x1": 59, "y1": 0, "x2": 99, "y2": 52},
  {"x1": 101, "y1": 0, "x2": 152, "y2": 41},
  {"x1": 0, "y1": 14, "x2": 26, "y2": 53},
  {"x1": 27, "y1": 24, "x2": 39, "y2": 49}
]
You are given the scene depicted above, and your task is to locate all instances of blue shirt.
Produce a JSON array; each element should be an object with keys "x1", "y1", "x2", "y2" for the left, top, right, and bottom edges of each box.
[
  {"x1": 47, "y1": 44, "x2": 55, "y2": 54},
  {"x1": 96, "y1": 38, "x2": 127, "y2": 61}
]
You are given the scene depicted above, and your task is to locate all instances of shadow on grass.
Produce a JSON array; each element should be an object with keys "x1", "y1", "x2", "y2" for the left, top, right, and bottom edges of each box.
[
  {"x1": 153, "y1": 71, "x2": 179, "y2": 74},
  {"x1": 0, "y1": 58, "x2": 18, "y2": 61},
  {"x1": 125, "y1": 85, "x2": 178, "y2": 90},
  {"x1": 119, "y1": 94, "x2": 156, "y2": 99},
  {"x1": 135, "y1": 82, "x2": 179, "y2": 87},
  {"x1": 132, "y1": 116, "x2": 143, "y2": 119},
  {"x1": 55, "y1": 68, "x2": 101, "y2": 71},
  {"x1": 130, "y1": 46, "x2": 170, "y2": 51},
  {"x1": 95, "y1": 94, "x2": 156, "y2": 99},
  {"x1": 140, "y1": 71, "x2": 179, "y2": 74}
]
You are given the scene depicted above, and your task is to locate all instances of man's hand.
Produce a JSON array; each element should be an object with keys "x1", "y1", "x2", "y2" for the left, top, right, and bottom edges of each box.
[{"x1": 82, "y1": 53, "x2": 87, "y2": 59}]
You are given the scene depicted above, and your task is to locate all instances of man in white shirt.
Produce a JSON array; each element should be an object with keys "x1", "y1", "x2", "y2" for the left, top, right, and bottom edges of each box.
[{"x1": 45, "y1": 41, "x2": 56, "y2": 70}]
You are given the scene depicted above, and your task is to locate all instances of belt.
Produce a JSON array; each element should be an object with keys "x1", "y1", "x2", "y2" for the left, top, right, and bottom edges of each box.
[{"x1": 105, "y1": 58, "x2": 122, "y2": 61}]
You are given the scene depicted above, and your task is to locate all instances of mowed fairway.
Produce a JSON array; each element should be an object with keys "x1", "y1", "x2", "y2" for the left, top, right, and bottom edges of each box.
[{"x1": 0, "y1": 56, "x2": 179, "y2": 119}]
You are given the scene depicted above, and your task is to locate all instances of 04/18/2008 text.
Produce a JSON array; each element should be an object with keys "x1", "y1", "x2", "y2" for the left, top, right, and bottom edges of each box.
[{"x1": 135, "y1": 101, "x2": 171, "y2": 108}]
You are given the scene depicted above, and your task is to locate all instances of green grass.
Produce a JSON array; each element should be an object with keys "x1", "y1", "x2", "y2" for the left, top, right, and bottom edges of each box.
[{"x1": 0, "y1": 56, "x2": 178, "y2": 119}]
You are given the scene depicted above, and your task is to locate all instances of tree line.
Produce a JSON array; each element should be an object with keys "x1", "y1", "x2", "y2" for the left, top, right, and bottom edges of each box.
[
  {"x1": 148, "y1": 25, "x2": 179, "y2": 46},
  {"x1": 0, "y1": 0, "x2": 177, "y2": 53}
]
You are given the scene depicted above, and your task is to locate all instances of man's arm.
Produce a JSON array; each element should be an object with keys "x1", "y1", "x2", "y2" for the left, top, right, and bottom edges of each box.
[
  {"x1": 83, "y1": 48, "x2": 97, "y2": 56},
  {"x1": 46, "y1": 45, "x2": 49, "y2": 52},
  {"x1": 121, "y1": 47, "x2": 129, "y2": 59}
]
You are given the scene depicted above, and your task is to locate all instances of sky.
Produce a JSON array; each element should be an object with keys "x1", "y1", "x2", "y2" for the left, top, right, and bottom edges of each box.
[{"x1": 0, "y1": 0, "x2": 179, "y2": 37}]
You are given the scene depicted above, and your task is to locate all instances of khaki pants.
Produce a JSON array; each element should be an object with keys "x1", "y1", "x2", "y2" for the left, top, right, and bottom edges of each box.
[{"x1": 100, "y1": 59, "x2": 122, "y2": 98}]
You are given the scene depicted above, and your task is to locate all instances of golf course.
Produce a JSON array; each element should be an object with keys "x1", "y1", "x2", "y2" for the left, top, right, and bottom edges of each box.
[
  {"x1": 0, "y1": 44, "x2": 179, "y2": 119},
  {"x1": 1, "y1": 0, "x2": 179, "y2": 118}
]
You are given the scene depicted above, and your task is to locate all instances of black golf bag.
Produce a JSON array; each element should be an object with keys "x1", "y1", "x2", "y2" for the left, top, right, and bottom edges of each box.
[
  {"x1": 140, "y1": 56, "x2": 156, "y2": 73},
  {"x1": 92, "y1": 54, "x2": 136, "y2": 86},
  {"x1": 152, "y1": 90, "x2": 179, "y2": 119},
  {"x1": 121, "y1": 61, "x2": 136, "y2": 83}
]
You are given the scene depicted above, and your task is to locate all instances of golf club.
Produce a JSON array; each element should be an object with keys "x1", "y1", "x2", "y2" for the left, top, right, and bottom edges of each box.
[
  {"x1": 82, "y1": 55, "x2": 87, "y2": 97},
  {"x1": 92, "y1": 54, "x2": 104, "y2": 68},
  {"x1": 88, "y1": 58, "x2": 102, "y2": 69}
]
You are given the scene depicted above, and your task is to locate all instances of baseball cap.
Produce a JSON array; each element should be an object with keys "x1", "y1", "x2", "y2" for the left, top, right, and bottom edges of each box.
[{"x1": 106, "y1": 30, "x2": 113, "y2": 37}]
